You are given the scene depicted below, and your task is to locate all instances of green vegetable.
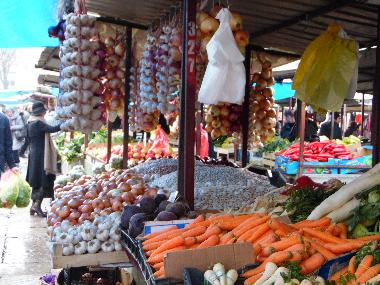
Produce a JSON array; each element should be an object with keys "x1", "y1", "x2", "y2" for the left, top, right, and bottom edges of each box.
[
  {"x1": 285, "y1": 187, "x2": 334, "y2": 223},
  {"x1": 339, "y1": 272, "x2": 356, "y2": 285},
  {"x1": 61, "y1": 133, "x2": 84, "y2": 163},
  {"x1": 257, "y1": 137, "x2": 291, "y2": 157},
  {"x1": 0, "y1": 172, "x2": 20, "y2": 208},
  {"x1": 368, "y1": 190, "x2": 380, "y2": 204},
  {"x1": 16, "y1": 179, "x2": 31, "y2": 208},
  {"x1": 352, "y1": 224, "x2": 371, "y2": 238},
  {"x1": 354, "y1": 242, "x2": 380, "y2": 268},
  {"x1": 280, "y1": 262, "x2": 305, "y2": 283}
]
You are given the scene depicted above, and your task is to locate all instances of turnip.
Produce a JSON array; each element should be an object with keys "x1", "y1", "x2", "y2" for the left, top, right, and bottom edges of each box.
[
  {"x1": 308, "y1": 163, "x2": 380, "y2": 220},
  {"x1": 226, "y1": 269, "x2": 238, "y2": 285},
  {"x1": 326, "y1": 198, "x2": 360, "y2": 222},
  {"x1": 253, "y1": 262, "x2": 277, "y2": 285},
  {"x1": 261, "y1": 267, "x2": 289, "y2": 285}
]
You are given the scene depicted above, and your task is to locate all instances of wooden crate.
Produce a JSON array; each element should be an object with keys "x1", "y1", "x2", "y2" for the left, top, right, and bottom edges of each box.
[{"x1": 51, "y1": 243, "x2": 129, "y2": 269}]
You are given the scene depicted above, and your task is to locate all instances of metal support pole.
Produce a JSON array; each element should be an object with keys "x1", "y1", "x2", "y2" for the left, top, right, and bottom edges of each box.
[
  {"x1": 361, "y1": 93, "x2": 365, "y2": 136},
  {"x1": 281, "y1": 106, "x2": 285, "y2": 127},
  {"x1": 241, "y1": 47, "x2": 252, "y2": 167},
  {"x1": 122, "y1": 26, "x2": 132, "y2": 169},
  {"x1": 107, "y1": 121, "x2": 112, "y2": 163},
  {"x1": 372, "y1": 7, "x2": 380, "y2": 166},
  {"x1": 297, "y1": 102, "x2": 306, "y2": 177},
  {"x1": 177, "y1": 0, "x2": 196, "y2": 209},
  {"x1": 331, "y1": 112, "x2": 335, "y2": 139}
]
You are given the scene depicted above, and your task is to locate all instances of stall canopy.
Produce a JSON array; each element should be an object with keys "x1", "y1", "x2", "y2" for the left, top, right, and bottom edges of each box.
[
  {"x1": 0, "y1": 90, "x2": 34, "y2": 106},
  {"x1": 273, "y1": 82, "x2": 295, "y2": 101},
  {"x1": 0, "y1": 0, "x2": 58, "y2": 48}
]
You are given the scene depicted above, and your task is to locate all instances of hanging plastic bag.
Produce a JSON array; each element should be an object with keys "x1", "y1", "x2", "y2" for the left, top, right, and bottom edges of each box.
[
  {"x1": 292, "y1": 24, "x2": 358, "y2": 113},
  {"x1": 198, "y1": 8, "x2": 246, "y2": 105},
  {"x1": 0, "y1": 171, "x2": 20, "y2": 208},
  {"x1": 148, "y1": 125, "x2": 171, "y2": 156},
  {"x1": 16, "y1": 178, "x2": 32, "y2": 208},
  {"x1": 195, "y1": 125, "x2": 209, "y2": 158}
]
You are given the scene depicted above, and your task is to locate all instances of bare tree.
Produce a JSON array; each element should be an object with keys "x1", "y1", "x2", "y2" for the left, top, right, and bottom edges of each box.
[{"x1": 0, "y1": 49, "x2": 17, "y2": 89}]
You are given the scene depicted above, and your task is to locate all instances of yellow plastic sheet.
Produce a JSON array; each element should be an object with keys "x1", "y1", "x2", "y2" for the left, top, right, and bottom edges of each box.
[{"x1": 292, "y1": 24, "x2": 358, "y2": 113}]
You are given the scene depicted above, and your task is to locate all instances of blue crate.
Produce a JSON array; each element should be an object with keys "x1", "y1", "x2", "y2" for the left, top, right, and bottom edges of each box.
[
  {"x1": 275, "y1": 155, "x2": 339, "y2": 175},
  {"x1": 339, "y1": 155, "x2": 372, "y2": 174}
]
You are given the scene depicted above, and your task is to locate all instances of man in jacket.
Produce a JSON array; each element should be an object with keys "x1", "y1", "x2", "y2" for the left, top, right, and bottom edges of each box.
[
  {"x1": 0, "y1": 112, "x2": 17, "y2": 177},
  {"x1": 4, "y1": 107, "x2": 25, "y2": 164},
  {"x1": 319, "y1": 113, "x2": 342, "y2": 140}
]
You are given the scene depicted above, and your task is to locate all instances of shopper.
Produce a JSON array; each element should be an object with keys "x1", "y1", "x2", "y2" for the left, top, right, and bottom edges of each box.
[
  {"x1": 280, "y1": 110, "x2": 296, "y2": 141},
  {"x1": 4, "y1": 107, "x2": 25, "y2": 165},
  {"x1": 18, "y1": 109, "x2": 30, "y2": 158},
  {"x1": 344, "y1": 121, "x2": 360, "y2": 137},
  {"x1": 0, "y1": 112, "x2": 17, "y2": 178},
  {"x1": 319, "y1": 113, "x2": 342, "y2": 140},
  {"x1": 26, "y1": 102, "x2": 61, "y2": 217}
]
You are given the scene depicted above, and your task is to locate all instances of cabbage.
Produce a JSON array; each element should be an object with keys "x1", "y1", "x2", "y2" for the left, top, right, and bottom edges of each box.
[
  {"x1": 0, "y1": 172, "x2": 20, "y2": 208},
  {"x1": 16, "y1": 179, "x2": 32, "y2": 208}
]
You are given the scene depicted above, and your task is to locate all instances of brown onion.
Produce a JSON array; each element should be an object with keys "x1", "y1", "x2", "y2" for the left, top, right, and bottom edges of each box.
[{"x1": 57, "y1": 206, "x2": 70, "y2": 219}]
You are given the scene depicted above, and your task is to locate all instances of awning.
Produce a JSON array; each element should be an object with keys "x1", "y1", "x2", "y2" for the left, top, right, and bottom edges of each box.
[
  {"x1": 273, "y1": 82, "x2": 295, "y2": 101},
  {"x1": 0, "y1": 90, "x2": 34, "y2": 106},
  {"x1": 0, "y1": 0, "x2": 59, "y2": 48}
]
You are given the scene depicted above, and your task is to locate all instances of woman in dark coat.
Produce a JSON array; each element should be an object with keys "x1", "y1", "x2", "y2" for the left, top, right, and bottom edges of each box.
[{"x1": 26, "y1": 102, "x2": 61, "y2": 217}]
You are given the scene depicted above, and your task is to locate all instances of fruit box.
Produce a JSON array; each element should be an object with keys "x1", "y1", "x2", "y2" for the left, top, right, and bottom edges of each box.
[
  {"x1": 50, "y1": 243, "x2": 129, "y2": 269},
  {"x1": 275, "y1": 155, "x2": 339, "y2": 175},
  {"x1": 339, "y1": 154, "x2": 372, "y2": 174}
]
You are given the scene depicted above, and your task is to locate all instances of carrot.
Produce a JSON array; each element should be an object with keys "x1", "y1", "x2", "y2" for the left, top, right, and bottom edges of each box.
[
  {"x1": 235, "y1": 216, "x2": 270, "y2": 237},
  {"x1": 220, "y1": 232, "x2": 235, "y2": 244},
  {"x1": 329, "y1": 267, "x2": 348, "y2": 281},
  {"x1": 337, "y1": 223, "x2": 348, "y2": 239},
  {"x1": 146, "y1": 250, "x2": 154, "y2": 257},
  {"x1": 196, "y1": 225, "x2": 221, "y2": 243},
  {"x1": 151, "y1": 236, "x2": 185, "y2": 255},
  {"x1": 355, "y1": 255, "x2": 374, "y2": 276},
  {"x1": 143, "y1": 226, "x2": 178, "y2": 240},
  {"x1": 294, "y1": 217, "x2": 331, "y2": 229},
  {"x1": 302, "y1": 227, "x2": 343, "y2": 244},
  {"x1": 231, "y1": 214, "x2": 263, "y2": 233},
  {"x1": 218, "y1": 220, "x2": 244, "y2": 231},
  {"x1": 348, "y1": 256, "x2": 356, "y2": 274},
  {"x1": 305, "y1": 238, "x2": 336, "y2": 260},
  {"x1": 300, "y1": 253, "x2": 325, "y2": 274},
  {"x1": 326, "y1": 224, "x2": 335, "y2": 235},
  {"x1": 143, "y1": 228, "x2": 184, "y2": 245},
  {"x1": 268, "y1": 250, "x2": 294, "y2": 264},
  {"x1": 268, "y1": 218, "x2": 296, "y2": 235},
  {"x1": 143, "y1": 240, "x2": 164, "y2": 252},
  {"x1": 356, "y1": 234, "x2": 380, "y2": 242},
  {"x1": 253, "y1": 244, "x2": 262, "y2": 256},
  {"x1": 324, "y1": 242, "x2": 366, "y2": 254},
  {"x1": 208, "y1": 214, "x2": 234, "y2": 221},
  {"x1": 356, "y1": 263, "x2": 380, "y2": 283},
  {"x1": 185, "y1": 215, "x2": 204, "y2": 228},
  {"x1": 237, "y1": 227, "x2": 260, "y2": 242},
  {"x1": 262, "y1": 235, "x2": 301, "y2": 256},
  {"x1": 153, "y1": 267, "x2": 165, "y2": 278},
  {"x1": 285, "y1": 243, "x2": 307, "y2": 252},
  {"x1": 181, "y1": 225, "x2": 207, "y2": 238},
  {"x1": 153, "y1": 262, "x2": 164, "y2": 270},
  {"x1": 255, "y1": 230, "x2": 279, "y2": 246},
  {"x1": 247, "y1": 223, "x2": 271, "y2": 243},
  {"x1": 184, "y1": 237, "x2": 197, "y2": 247},
  {"x1": 242, "y1": 262, "x2": 267, "y2": 277},
  {"x1": 289, "y1": 250, "x2": 307, "y2": 262},
  {"x1": 244, "y1": 273, "x2": 262, "y2": 285},
  {"x1": 147, "y1": 245, "x2": 185, "y2": 264},
  {"x1": 198, "y1": 234, "x2": 219, "y2": 249},
  {"x1": 274, "y1": 229, "x2": 288, "y2": 237},
  {"x1": 225, "y1": 238, "x2": 236, "y2": 245}
]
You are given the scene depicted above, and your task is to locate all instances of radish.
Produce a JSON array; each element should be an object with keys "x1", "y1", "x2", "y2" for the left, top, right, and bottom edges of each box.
[
  {"x1": 308, "y1": 163, "x2": 380, "y2": 220},
  {"x1": 260, "y1": 267, "x2": 289, "y2": 285},
  {"x1": 254, "y1": 262, "x2": 278, "y2": 285},
  {"x1": 327, "y1": 198, "x2": 360, "y2": 222}
]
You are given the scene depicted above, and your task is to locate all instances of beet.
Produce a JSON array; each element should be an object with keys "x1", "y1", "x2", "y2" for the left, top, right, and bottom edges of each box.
[
  {"x1": 154, "y1": 194, "x2": 168, "y2": 208},
  {"x1": 128, "y1": 213, "x2": 150, "y2": 238},
  {"x1": 120, "y1": 205, "x2": 141, "y2": 230},
  {"x1": 166, "y1": 202, "x2": 187, "y2": 217},
  {"x1": 156, "y1": 211, "x2": 177, "y2": 221},
  {"x1": 139, "y1": 197, "x2": 156, "y2": 214}
]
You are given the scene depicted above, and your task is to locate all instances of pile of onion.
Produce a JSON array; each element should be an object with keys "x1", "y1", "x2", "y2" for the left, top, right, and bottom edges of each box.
[
  {"x1": 248, "y1": 59, "x2": 277, "y2": 146},
  {"x1": 48, "y1": 169, "x2": 158, "y2": 227},
  {"x1": 57, "y1": 13, "x2": 104, "y2": 132},
  {"x1": 205, "y1": 103, "x2": 242, "y2": 140},
  {"x1": 99, "y1": 31, "x2": 126, "y2": 123}
]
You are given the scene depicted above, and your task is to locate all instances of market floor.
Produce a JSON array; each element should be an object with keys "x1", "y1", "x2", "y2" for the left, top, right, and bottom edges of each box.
[{"x1": 0, "y1": 202, "x2": 51, "y2": 285}]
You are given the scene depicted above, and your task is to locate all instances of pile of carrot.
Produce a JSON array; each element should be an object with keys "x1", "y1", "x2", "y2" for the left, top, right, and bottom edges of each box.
[
  {"x1": 329, "y1": 254, "x2": 380, "y2": 284},
  {"x1": 140, "y1": 214, "x2": 380, "y2": 281}
]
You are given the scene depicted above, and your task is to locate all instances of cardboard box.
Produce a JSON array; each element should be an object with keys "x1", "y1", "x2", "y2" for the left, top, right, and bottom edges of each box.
[
  {"x1": 51, "y1": 243, "x2": 129, "y2": 269},
  {"x1": 143, "y1": 219, "x2": 194, "y2": 236},
  {"x1": 164, "y1": 243, "x2": 254, "y2": 280}
]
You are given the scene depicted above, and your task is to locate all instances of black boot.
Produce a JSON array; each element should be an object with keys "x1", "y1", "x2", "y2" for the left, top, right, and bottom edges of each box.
[{"x1": 30, "y1": 199, "x2": 47, "y2": 217}]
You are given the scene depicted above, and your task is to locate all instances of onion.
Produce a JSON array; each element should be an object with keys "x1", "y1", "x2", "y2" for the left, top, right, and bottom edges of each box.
[
  {"x1": 57, "y1": 206, "x2": 70, "y2": 219},
  {"x1": 115, "y1": 43, "x2": 125, "y2": 56},
  {"x1": 256, "y1": 110, "x2": 266, "y2": 120},
  {"x1": 262, "y1": 88, "x2": 274, "y2": 97},
  {"x1": 200, "y1": 17, "x2": 219, "y2": 34},
  {"x1": 67, "y1": 198, "x2": 81, "y2": 209},
  {"x1": 261, "y1": 69, "x2": 272, "y2": 80}
]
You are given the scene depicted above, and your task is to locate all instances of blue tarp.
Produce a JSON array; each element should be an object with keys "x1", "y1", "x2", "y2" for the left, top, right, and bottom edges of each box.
[
  {"x1": 0, "y1": 90, "x2": 34, "y2": 105},
  {"x1": 0, "y1": 0, "x2": 59, "y2": 48},
  {"x1": 273, "y1": 82, "x2": 295, "y2": 101}
]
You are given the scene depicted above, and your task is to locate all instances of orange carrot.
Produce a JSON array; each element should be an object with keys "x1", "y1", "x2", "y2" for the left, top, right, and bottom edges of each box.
[
  {"x1": 268, "y1": 218, "x2": 296, "y2": 235},
  {"x1": 184, "y1": 237, "x2": 197, "y2": 247},
  {"x1": 196, "y1": 225, "x2": 221, "y2": 243},
  {"x1": 218, "y1": 220, "x2": 243, "y2": 231},
  {"x1": 185, "y1": 215, "x2": 204, "y2": 228},
  {"x1": 146, "y1": 250, "x2": 154, "y2": 257},
  {"x1": 329, "y1": 267, "x2": 348, "y2": 281},
  {"x1": 255, "y1": 230, "x2": 279, "y2": 246},
  {"x1": 151, "y1": 236, "x2": 185, "y2": 255},
  {"x1": 154, "y1": 267, "x2": 165, "y2": 278},
  {"x1": 220, "y1": 232, "x2": 235, "y2": 244},
  {"x1": 143, "y1": 226, "x2": 177, "y2": 240},
  {"x1": 225, "y1": 238, "x2": 236, "y2": 245},
  {"x1": 348, "y1": 256, "x2": 356, "y2": 274},
  {"x1": 235, "y1": 216, "x2": 270, "y2": 237},
  {"x1": 153, "y1": 262, "x2": 164, "y2": 270},
  {"x1": 198, "y1": 234, "x2": 219, "y2": 249},
  {"x1": 302, "y1": 227, "x2": 343, "y2": 244},
  {"x1": 285, "y1": 243, "x2": 307, "y2": 253},
  {"x1": 208, "y1": 214, "x2": 234, "y2": 221},
  {"x1": 147, "y1": 245, "x2": 185, "y2": 264},
  {"x1": 268, "y1": 250, "x2": 294, "y2": 264},
  {"x1": 300, "y1": 253, "x2": 326, "y2": 274},
  {"x1": 355, "y1": 255, "x2": 374, "y2": 276},
  {"x1": 305, "y1": 238, "x2": 336, "y2": 260},
  {"x1": 326, "y1": 224, "x2": 335, "y2": 235},
  {"x1": 275, "y1": 229, "x2": 288, "y2": 237},
  {"x1": 324, "y1": 242, "x2": 366, "y2": 254},
  {"x1": 244, "y1": 273, "x2": 262, "y2": 285},
  {"x1": 356, "y1": 234, "x2": 380, "y2": 242},
  {"x1": 247, "y1": 223, "x2": 271, "y2": 243},
  {"x1": 289, "y1": 250, "x2": 307, "y2": 262},
  {"x1": 262, "y1": 235, "x2": 301, "y2": 256},
  {"x1": 294, "y1": 217, "x2": 331, "y2": 229},
  {"x1": 356, "y1": 263, "x2": 380, "y2": 283},
  {"x1": 253, "y1": 244, "x2": 262, "y2": 256},
  {"x1": 181, "y1": 225, "x2": 207, "y2": 238},
  {"x1": 237, "y1": 227, "x2": 260, "y2": 242},
  {"x1": 242, "y1": 262, "x2": 267, "y2": 277},
  {"x1": 231, "y1": 214, "x2": 263, "y2": 233},
  {"x1": 143, "y1": 228, "x2": 184, "y2": 245},
  {"x1": 337, "y1": 223, "x2": 348, "y2": 239},
  {"x1": 143, "y1": 240, "x2": 164, "y2": 251}
]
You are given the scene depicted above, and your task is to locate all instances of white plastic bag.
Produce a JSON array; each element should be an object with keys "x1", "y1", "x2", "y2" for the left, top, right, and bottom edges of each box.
[{"x1": 198, "y1": 8, "x2": 246, "y2": 105}]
